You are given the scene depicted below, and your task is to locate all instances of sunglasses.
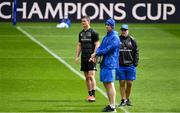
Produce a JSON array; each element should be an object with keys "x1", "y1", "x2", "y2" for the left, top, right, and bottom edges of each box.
[{"x1": 121, "y1": 29, "x2": 128, "y2": 31}]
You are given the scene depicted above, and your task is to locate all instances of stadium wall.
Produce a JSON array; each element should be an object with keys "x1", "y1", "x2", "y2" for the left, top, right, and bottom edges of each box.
[{"x1": 0, "y1": 0, "x2": 180, "y2": 23}]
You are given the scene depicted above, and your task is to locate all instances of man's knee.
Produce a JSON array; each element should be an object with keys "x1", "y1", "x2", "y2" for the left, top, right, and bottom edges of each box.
[
  {"x1": 85, "y1": 76, "x2": 91, "y2": 81},
  {"x1": 85, "y1": 72, "x2": 93, "y2": 80},
  {"x1": 127, "y1": 80, "x2": 133, "y2": 87}
]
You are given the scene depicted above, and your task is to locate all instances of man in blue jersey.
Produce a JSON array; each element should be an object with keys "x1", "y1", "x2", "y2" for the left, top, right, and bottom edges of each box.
[
  {"x1": 90, "y1": 18, "x2": 120, "y2": 112},
  {"x1": 116, "y1": 24, "x2": 139, "y2": 107}
]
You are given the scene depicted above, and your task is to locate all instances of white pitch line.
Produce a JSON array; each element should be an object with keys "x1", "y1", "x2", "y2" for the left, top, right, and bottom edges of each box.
[{"x1": 16, "y1": 26, "x2": 129, "y2": 113}]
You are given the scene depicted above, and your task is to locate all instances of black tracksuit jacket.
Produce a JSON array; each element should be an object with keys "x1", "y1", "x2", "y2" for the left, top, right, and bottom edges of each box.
[{"x1": 119, "y1": 35, "x2": 139, "y2": 67}]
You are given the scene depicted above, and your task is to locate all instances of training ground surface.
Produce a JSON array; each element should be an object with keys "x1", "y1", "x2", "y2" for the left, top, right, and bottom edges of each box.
[{"x1": 0, "y1": 22, "x2": 180, "y2": 112}]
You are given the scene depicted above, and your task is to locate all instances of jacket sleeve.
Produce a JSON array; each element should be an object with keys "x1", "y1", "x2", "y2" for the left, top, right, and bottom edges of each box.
[
  {"x1": 96, "y1": 36, "x2": 119, "y2": 56},
  {"x1": 132, "y1": 38, "x2": 139, "y2": 67}
]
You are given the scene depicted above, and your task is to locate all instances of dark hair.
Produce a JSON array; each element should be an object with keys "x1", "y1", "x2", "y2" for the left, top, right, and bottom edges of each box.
[{"x1": 82, "y1": 16, "x2": 90, "y2": 23}]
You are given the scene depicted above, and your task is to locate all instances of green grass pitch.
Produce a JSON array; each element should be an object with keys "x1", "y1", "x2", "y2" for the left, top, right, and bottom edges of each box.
[{"x1": 0, "y1": 22, "x2": 180, "y2": 112}]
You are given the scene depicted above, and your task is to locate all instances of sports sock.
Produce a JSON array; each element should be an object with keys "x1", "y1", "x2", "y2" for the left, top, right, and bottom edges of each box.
[
  {"x1": 88, "y1": 91, "x2": 93, "y2": 96},
  {"x1": 92, "y1": 90, "x2": 95, "y2": 97}
]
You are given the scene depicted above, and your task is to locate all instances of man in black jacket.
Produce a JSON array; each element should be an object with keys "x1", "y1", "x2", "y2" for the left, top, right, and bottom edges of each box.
[{"x1": 116, "y1": 24, "x2": 139, "y2": 107}]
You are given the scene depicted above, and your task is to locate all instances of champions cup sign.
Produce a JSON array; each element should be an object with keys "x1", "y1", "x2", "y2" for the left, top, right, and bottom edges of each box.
[{"x1": 0, "y1": 0, "x2": 180, "y2": 23}]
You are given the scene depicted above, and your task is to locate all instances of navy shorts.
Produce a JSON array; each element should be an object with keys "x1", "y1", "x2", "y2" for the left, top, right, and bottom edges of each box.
[
  {"x1": 100, "y1": 68, "x2": 115, "y2": 83},
  {"x1": 81, "y1": 60, "x2": 96, "y2": 72},
  {"x1": 116, "y1": 65, "x2": 136, "y2": 80}
]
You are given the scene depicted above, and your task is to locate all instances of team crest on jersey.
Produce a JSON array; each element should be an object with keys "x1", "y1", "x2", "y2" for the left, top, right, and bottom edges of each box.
[
  {"x1": 86, "y1": 32, "x2": 91, "y2": 37},
  {"x1": 80, "y1": 33, "x2": 83, "y2": 37},
  {"x1": 128, "y1": 41, "x2": 132, "y2": 47}
]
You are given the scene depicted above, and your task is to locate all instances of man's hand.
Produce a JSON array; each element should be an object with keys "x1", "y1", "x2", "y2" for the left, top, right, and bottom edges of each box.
[
  {"x1": 89, "y1": 53, "x2": 96, "y2": 63},
  {"x1": 89, "y1": 57, "x2": 97, "y2": 63},
  {"x1": 75, "y1": 57, "x2": 79, "y2": 64}
]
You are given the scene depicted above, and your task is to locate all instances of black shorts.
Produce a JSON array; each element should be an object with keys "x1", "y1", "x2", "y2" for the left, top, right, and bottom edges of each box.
[{"x1": 81, "y1": 60, "x2": 97, "y2": 72}]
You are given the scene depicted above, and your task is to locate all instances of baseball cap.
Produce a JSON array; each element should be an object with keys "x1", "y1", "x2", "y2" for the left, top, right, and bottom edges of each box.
[
  {"x1": 105, "y1": 18, "x2": 115, "y2": 28},
  {"x1": 121, "y1": 24, "x2": 128, "y2": 30}
]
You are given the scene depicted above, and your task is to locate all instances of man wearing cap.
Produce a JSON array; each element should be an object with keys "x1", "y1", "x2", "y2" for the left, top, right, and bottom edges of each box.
[
  {"x1": 76, "y1": 16, "x2": 100, "y2": 102},
  {"x1": 116, "y1": 24, "x2": 139, "y2": 107},
  {"x1": 90, "y1": 18, "x2": 120, "y2": 112}
]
